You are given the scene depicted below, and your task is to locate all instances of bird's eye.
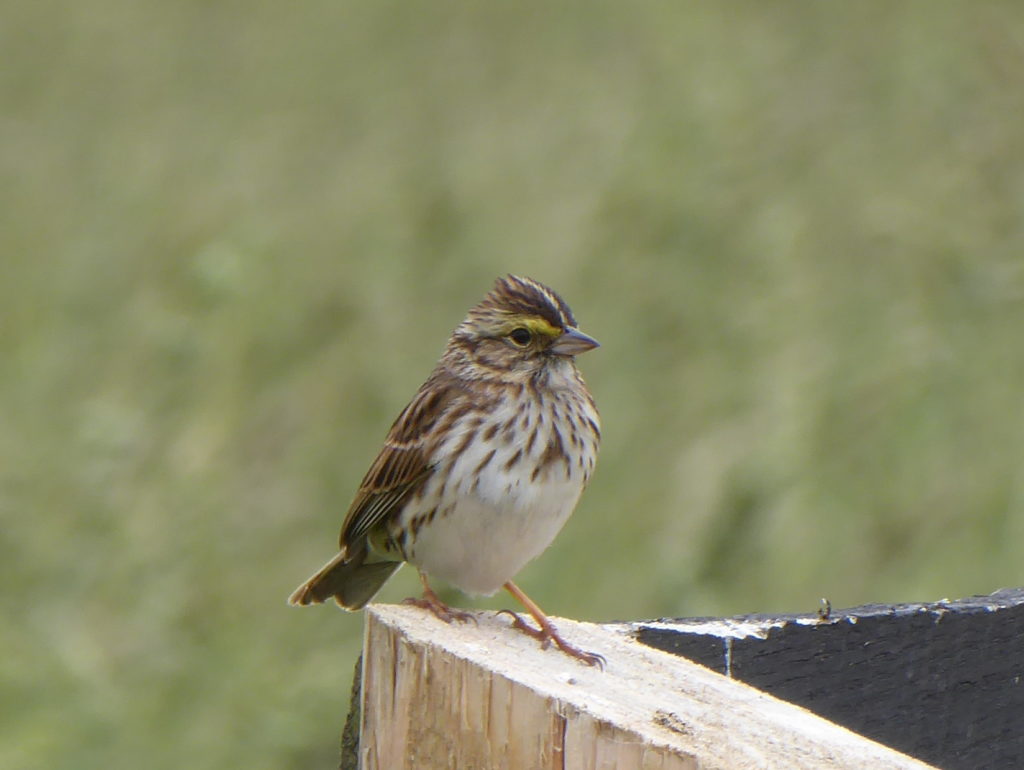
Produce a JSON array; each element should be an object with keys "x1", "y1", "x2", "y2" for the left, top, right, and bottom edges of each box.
[{"x1": 509, "y1": 328, "x2": 532, "y2": 346}]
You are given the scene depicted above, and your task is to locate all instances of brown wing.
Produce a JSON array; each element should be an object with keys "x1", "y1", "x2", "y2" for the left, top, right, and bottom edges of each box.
[{"x1": 338, "y1": 374, "x2": 461, "y2": 550}]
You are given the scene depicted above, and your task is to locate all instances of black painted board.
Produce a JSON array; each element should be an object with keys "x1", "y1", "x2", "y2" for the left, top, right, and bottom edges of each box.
[{"x1": 633, "y1": 588, "x2": 1024, "y2": 770}]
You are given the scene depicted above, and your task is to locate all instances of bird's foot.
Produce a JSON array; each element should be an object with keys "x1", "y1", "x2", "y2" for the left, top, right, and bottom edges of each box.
[
  {"x1": 497, "y1": 609, "x2": 605, "y2": 669},
  {"x1": 403, "y1": 595, "x2": 477, "y2": 624},
  {"x1": 404, "y1": 575, "x2": 477, "y2": 624}
]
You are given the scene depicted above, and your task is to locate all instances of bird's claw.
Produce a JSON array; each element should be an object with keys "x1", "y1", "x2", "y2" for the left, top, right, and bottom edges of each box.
[
  {"x1": 498, "y1": 609, "x2": 605, "y2": 668},
  {"x1": 403, "y1": 595, "x2": 478, "y2": 625}
]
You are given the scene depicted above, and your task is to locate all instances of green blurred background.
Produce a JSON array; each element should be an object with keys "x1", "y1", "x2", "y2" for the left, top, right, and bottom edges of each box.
[{"x1": 4, "y1": 2, "x2": 1024, "y2": 767}]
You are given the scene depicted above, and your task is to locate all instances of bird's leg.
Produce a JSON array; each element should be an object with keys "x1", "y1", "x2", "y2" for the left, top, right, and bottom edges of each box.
[
  {"x1": 403, "y1": 570, "x2": 477, "y2": 624},
  {"x1": 500, "y1": 581, "x2": 605, "y2": 668}
]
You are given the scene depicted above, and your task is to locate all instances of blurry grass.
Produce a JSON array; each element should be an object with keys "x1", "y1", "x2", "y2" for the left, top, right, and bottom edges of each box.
[{"x1": 3, "y1": 1, "x2": 1024, "y2": 767}]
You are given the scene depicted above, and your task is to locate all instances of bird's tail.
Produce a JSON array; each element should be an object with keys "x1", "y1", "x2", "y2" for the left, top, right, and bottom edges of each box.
[{"x1": 288, "y1": 548, "x2": 402, "y2": 610}]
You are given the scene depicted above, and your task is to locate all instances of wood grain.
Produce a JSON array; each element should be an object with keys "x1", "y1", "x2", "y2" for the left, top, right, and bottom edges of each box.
[{"x1": 356, "y1": 604, "x2": 933, "y2": 769}]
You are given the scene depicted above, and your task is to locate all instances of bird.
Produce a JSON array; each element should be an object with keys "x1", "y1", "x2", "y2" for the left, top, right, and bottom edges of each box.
[{"x1": 289, "y1": 275, "x2": 602, "y2": 665}]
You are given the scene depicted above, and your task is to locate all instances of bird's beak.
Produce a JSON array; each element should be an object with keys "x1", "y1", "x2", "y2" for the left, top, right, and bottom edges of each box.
[{"x1": 550, "y1": 327, "x2": 600, "y2": 356}]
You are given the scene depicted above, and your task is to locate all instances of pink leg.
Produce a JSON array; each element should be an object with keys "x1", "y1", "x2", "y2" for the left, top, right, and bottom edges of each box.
[
  {"x1": 501, "y1": 581, "x2": 604, "y2": 668},
  {"x1": 403, "y1": 570, "x2": 477, "y2": 624}
]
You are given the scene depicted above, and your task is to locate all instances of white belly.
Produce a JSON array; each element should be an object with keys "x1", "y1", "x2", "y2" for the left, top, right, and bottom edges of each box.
[
  {"x1": 406, "y1": 468, "x2": 584, "y2": 595},
  {"x1": 395, "y1": 390, "x2": 598, "y2": 595}
]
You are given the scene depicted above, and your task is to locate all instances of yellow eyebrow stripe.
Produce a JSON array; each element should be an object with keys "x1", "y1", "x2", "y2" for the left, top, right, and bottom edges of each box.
[{"x1": 506, "y1": 316, "x2": 561, "y2": 338}]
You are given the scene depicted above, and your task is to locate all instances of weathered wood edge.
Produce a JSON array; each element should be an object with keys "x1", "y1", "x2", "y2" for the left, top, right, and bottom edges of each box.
[
  {"x1": 339, "y1": 654, "x2": 362, "y2": 770},
  {"x1": 353, "y1": 604, "x2": 934, "y2": 769}
]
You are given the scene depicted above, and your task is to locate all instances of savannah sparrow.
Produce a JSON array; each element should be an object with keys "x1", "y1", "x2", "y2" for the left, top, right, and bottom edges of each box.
[{"x1": 289, "y1": 275, "x2": 602, "y2": 665}]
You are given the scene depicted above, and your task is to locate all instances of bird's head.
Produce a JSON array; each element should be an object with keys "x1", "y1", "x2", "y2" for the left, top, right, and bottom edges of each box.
[{"x1": 445, "y1": 275, "x2": 599, "y2": 382}]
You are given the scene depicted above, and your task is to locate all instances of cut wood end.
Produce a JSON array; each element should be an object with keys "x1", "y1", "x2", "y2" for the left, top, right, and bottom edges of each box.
[{"x1": 358, "y1": 604, "x2": 935, "y2": 770}]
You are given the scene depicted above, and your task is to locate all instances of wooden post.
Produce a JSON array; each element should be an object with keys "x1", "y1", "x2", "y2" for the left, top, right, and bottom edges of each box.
[{"x1": 354, "y1": 604, "x2": 932, "y2": 769}]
